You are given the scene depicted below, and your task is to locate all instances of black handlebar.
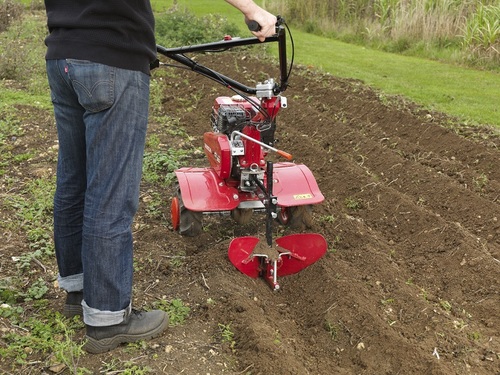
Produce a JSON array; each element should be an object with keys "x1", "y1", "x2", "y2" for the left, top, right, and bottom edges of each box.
[
  {"x1": 246, "y1": 20, "x2": 261, "y2": 32},
  {"x1": 156, "y1": 17, "x2": 289, "y2": 95}
]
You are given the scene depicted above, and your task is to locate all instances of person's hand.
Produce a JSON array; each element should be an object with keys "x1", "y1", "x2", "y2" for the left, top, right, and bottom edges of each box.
[
  {"x1": 225, "y1": 0, "x2": 277, "y2": 42},
  {"x1": 245, "y1": 9, "x2": 277, "y2": 42}
]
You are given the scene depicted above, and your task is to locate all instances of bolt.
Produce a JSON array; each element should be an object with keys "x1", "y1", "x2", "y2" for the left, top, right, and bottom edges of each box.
[{"x1": 233, "y1": 194, "x2": 239, "y2": 200}]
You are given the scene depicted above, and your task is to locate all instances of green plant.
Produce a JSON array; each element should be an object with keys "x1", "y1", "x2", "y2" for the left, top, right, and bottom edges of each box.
[
  {"x1": 419, "y1": 288, "x2": 429, "y2": 301},
  {"x1": 473, "y1": 173, "x2": 489, "y2": 190},
  {"x1": 381, "y1": 298, "x2": 395, "y2": 305},
  {"x1": 461, "y1": 4, "x2": 500, "y2": 62},
  {"x1": 0, "y1": 303, "x2": 24, "y2": 321},
  {"x1": 320, "y1": 214, "x2": 336, "y2": 223},
  {"x1": 439, "y1": 299, "x2": 452, "y2": 312},
  {"x1": 468, "y1": 331, "x2": 481, "y2": 341},
  {"x1": 152, "y1": 298, "x2": 190, "y2": 326},
  {"x1": 344, "y1": 197, "x2": 362, "y2": 210},
  {"x1": 143, "y1": 191, "x2": 164, "y2": 219},
  {"x1": 143, "y1": 149, "x2": 191, "y2": 186},
  {"x1": 324, "y1": 321, "x2": 339, "y2": 340},
  {"x1": 327, "y1": 234, "x2": 341, "y2": 254},
  {"x1": 218, "y1": 323, "x2": 236, "y2": 352},
  {"x1": 0, "y1": 314, "x2": 85, "y2": 368},
  {"x1": 24, "y1": 278, "x2": 48, "y2": 301}
]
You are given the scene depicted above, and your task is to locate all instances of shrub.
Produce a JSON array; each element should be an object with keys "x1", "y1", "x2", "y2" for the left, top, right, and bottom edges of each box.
[{"x1": 155, "y1": 9, "x2": 240, "y2": 47}]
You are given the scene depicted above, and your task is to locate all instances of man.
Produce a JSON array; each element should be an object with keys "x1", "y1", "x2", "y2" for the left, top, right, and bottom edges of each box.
[{"x1": 44, "y1": 0, "x2": 277, "y2": 354}]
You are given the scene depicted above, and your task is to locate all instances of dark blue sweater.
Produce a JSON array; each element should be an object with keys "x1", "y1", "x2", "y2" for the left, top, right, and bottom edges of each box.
[{"x1": 44, "y1": 0, "x2": 156, "y2": 75}]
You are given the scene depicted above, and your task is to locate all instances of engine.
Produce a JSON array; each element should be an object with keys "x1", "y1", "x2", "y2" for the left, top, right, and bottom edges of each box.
[{"x1": 210, "y1": 96, "x2": 256, "y2": 136}]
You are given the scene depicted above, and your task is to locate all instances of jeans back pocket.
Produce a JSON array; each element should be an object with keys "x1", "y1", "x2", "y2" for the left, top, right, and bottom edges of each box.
[{"x1": 66, "y1": 59, "x2": 115, "y2": 113}]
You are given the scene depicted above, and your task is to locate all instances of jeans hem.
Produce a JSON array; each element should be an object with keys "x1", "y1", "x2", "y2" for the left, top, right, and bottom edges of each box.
[
  {"x1": 82, "y1": 300, "x2": 131, "y2": 326},
  {"x1": 58, "y1": 273, "x2": 84, "y2": 292}
]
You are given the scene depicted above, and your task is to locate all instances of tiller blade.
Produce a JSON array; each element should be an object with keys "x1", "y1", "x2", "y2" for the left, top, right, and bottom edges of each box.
[
  {"x1": 228, "y1": 161, "x2": 327, "y2": 290},
  {"x1": 228, "y1": 233, "x2": 327, "y2": 290}
]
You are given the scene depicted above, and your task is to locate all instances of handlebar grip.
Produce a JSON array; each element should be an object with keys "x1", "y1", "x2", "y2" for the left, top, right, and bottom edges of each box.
[{"x1": 247, "y1": 20, "x2": 261, "y2": 32}]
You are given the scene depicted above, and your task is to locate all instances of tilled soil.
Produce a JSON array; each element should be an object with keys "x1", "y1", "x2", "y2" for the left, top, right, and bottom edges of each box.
[{"x1": 1, "y1": 52, "x2": 498, "y2": 375}]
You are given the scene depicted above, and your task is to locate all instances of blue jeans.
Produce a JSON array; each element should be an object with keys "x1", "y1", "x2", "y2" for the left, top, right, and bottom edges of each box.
[{"x1": 46, "y1": 59, "x2": 150, "y2": 326}]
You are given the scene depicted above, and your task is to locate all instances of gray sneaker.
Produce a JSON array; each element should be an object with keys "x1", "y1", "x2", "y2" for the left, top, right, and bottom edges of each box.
[
  {"x1": 84, "y1": 309, "x2": 168, "y2": 354},
  {"x1": 62, "y1": 291, "x2": 83, "y2": 318}
]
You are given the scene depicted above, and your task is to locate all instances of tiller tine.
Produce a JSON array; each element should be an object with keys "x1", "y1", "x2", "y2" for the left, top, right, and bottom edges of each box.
[
  {"x1": 275, "y1": 233, "x2": 327, "y2": 275},
  {"x1": 228, "y1": 233, "x2": 327, "y2": 290},
  {"x1": 228, "y1": 161, "x2": 327, "y2": 290},
  {"x1": 227, "y1": 236, "x2": 261, "y2": 279}
]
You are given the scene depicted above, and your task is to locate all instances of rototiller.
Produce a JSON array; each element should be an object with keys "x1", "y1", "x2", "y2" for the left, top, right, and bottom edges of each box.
[{"x1": 156, "y1": 18, "x2": 327, "y2": 290}]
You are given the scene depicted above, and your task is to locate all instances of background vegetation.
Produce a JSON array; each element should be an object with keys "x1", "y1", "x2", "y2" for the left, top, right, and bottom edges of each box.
[
  {"x1": 265, "y1": 0, "x2": 499, "y2": 70},
  {"x1": 155, "y1": 0, "x2": 499, "y2": 127}
]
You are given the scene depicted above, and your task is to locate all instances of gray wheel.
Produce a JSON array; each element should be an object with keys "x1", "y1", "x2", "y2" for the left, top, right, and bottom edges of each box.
[
  {"x1": 171, "y1": 188, "x2": 202, "y2": 237},
  {"x1": 277, "y1": 205, "x2": 313, "y2": 230},
  {"x1": 231, "y1": 208, "x2": 253, "y2": 224}
]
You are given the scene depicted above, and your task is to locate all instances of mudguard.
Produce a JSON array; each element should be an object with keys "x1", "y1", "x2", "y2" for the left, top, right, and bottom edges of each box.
[
  {"x1": 272, "y1": 162, "x2": 324, "y2": 206},
  {"x1": 176, "y1": 162, "x2": 324, "y2": 212},
  {"x1": 175, "y1": 168, "x2": 240, "y2": 211}
]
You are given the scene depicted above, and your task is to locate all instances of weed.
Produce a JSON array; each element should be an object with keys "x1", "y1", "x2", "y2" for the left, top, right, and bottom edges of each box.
[
  {"x1": 143, "y1": 191, "x2": 164, "y2": 220},
  {"x1": 143, "y1": 149, "x2": 191, "y2": 186},
  {"x1": 452, "y1": 319, "x2": 467, "y2": 331},
  {"x1": 468, "y1": 331, "x2": 481, "y2": 341},
  {"x1": 473, "y1": 173, "x2": 489, "y2": 190},
  {"x1": 152, "y1": 298, "x2": 190, "y2": 326},
  {"x1": 24, "y1": 278, "x2": 49, "y2": 301},
  {"x1": 0, "y1": 303, "x2": 23, "y2": 321},
  {"x1": 146, "y1": 133, "x2": 161, "y2": 150},
  {"x1": 0, "y1": 277, "x2": 21, "y2": 305},
  {"x1": 0, "y1": 314, "x2": 85, "y2": 368},
  {"x1": 269, "y1": 0, "x2": 499, "y2": 69},
  {"x1": 327, "y1": 234, "x2": 341, "y2": 254},
  {"x1": 344, "y1": 197, "x2": 362, "y2": 210},
  {"x1": 0, "y1": 9, "x2": 48, "y2": 91},
  {"x1": 381, "y1": 298, "x2": 395, "y2": 305},
  {"x1": 324, "y1": 321, "x2": 339, "y2": 340},
  {"x1": 218, "y1": 323, "x2": 236, "y2": 352},
  {"x1": 320, "y1": 214, "x2": 336, "y2": 223},
  {"x1": 439, "y1": 299, "x2": 452, "y2": 312},
  {"x1": 419, "y1": 288, "x2": 429, "y2": 301},
  {"x1": 273, "y1": 330, "x2": 282, "y2": 346}
]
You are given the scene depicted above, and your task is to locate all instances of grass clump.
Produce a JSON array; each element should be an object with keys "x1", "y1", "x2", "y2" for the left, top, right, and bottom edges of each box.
[{"x1": 461, "y1": 4, "x2": 500, "y2": 66}]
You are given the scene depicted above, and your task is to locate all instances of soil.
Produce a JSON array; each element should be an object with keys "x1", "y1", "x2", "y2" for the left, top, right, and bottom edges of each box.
[{"x1": 1, "y1": 51, "x2": 499, "y2": 375}]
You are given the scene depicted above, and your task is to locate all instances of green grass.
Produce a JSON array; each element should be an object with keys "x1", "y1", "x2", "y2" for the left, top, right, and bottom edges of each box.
[
  {"x1": 155, "y1": 0, "x2": 500, "y2": 128},
  {"x1": 288, "y1": 31, "x2": 500, "y2": 127}
]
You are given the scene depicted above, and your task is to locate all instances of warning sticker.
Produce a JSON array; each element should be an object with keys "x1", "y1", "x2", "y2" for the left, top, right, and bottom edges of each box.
[{"x1": 293, "y1": 194, "x2": 313, "y2": 200}]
